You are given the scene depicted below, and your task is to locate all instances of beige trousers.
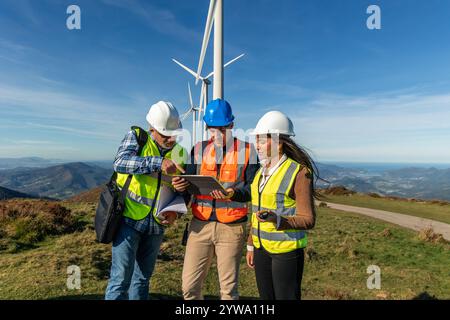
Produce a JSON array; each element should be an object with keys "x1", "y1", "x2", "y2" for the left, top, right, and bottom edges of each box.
[{"x1": 182, "y1": 217, "x2": 246, "y2": 300}]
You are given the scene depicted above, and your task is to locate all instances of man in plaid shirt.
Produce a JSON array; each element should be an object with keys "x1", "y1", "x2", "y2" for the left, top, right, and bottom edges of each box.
[{"x1": 105, "y1": 101, "x2": 187, "y2": 300}]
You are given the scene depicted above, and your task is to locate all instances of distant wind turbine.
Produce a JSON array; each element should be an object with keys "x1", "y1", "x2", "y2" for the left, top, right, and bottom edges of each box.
[
  {"x1": 172, "y1": 54, "x2": 244, "y2": 142},
  {"x1": 180, "y1": 83, "x2": 198, "y2": 146}
]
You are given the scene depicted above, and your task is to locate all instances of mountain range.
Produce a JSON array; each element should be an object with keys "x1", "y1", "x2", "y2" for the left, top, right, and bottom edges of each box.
[
  {"x1": 0, "y1": 157, "x2": 65, "y2": 170},
  {"x1": 0, "y1": 186, "x2": 37, "y2": 200},
  {"x1": 0, "y1": 158, "x2": 449, "y2": 201},
  {"x1": 316, "y1": 164, "x2": 450, "y2": 201},
  {"x1": 0, "y1": 162, "x2": 111, "y2": 200}
]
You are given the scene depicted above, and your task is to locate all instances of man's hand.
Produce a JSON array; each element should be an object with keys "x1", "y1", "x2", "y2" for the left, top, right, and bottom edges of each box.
[
  {"x1": 210, "y1": 188, "x2": 234, "y2": 200},
  {"x1": 255, "y1": 210, "x2": 277, "y2": 223},
  {"x1": 160, "y1": 211, "x2": 177, "y2": 226},
  {"x1": 162, "y1": 159, "x2": 185, "y2": 175},
  {"x1": 172, "y1": 176, "x2": 190, "y2": 192}
]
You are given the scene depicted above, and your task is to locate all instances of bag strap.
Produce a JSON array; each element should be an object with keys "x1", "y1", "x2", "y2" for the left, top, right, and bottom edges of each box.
[
  {"x1": 132, "y1": 126, "x2": 149, "y2": 154},
  {"x1": 119, "y1": 174, "x2": 133, "y2": 207},
  {"x1": 110, "y1": 125, "x2": 150, "y2": 188}
]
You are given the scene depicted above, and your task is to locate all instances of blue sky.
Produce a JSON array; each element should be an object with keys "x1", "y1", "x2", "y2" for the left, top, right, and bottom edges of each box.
[{"x1": 0, "y1": 0, "x2": 449, "y2": 163}]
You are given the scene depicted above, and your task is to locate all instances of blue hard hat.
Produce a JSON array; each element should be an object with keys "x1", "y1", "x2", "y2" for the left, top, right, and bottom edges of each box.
[{"x1": 203, "y1": 99, "x2": 235, "y2": 127}]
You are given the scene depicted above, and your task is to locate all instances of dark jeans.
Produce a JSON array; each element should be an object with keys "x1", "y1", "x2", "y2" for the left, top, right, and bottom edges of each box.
[
  {"x1": 254, "y1": 247, "x2": 305, "y2": 300},
  {"x1": 105, "y1": 221, "x2": 164, "y2": 300}
]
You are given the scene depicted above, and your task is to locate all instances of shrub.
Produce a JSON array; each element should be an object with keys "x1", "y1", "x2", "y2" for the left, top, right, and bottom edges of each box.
[
  {"x1": 321, "y1": 186, "x2": 356, "y2": 196},
  {"x1": 0, "y1": 199, "x2": 84, "y2": 252},
  {"x1": 318, "y1": 202, "x2": 328, "y2": 208},
  {"x1": 368, "y1": 193, "x2": 382, "y2": 198},
  {"x1": 418, "y1": 227, "x2": 445, "y2": 244}
]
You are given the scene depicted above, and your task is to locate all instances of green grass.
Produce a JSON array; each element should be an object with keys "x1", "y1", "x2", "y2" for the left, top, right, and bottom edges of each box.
[
  {"x1": 0, "y1": 202, "x2": 449, "y2": 300},
  {"x1": 321, "y1": 194, "x2": 450, "y2": 224}
]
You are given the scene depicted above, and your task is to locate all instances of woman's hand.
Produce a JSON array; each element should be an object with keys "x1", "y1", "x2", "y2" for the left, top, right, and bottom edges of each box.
[
  {"x1": 210, "y1": 188, "x2": 235, "y2": 200},
  {"x1": 255, "y1": 210, "x2": 277, "y2": 223},
  {"x1": 172, "y1": 176, "x2": 190, "y2": 192},
  {"x1": 246, "y1": 250, "x2": 254, "y2": 269}
]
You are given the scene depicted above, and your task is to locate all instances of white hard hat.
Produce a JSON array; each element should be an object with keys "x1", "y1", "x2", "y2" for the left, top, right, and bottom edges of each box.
[
  {"x1": 250, "y1": 111, "x2": 295, "y2": 136},
  {"x1": 146, "y1": 101, "x2": 183, "y2": 136}
]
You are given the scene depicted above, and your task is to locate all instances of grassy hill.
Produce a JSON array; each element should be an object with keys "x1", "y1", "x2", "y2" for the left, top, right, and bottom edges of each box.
[
  {"x1": 66, "y1": 186, "x2": 103, "y2": 204},
  {"x1": 0, "y1": 186, "x2": 37, "y2": 200},
  {"x1": 320, "y1": 187, "x2": 450, "y2": 224},
  {"x1": 0, "y1": 195, "x2": 448, "y2": 300}
]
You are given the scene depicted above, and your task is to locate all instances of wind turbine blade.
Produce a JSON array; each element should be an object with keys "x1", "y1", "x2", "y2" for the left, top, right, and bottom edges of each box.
[
  {"x1": 172, "y1": 58, "x2": 200, "y2": 79},
  {"x1": 180, "y1": 109, "x2": 193, "y2": 121},
  {"x1": 196, "y1": 0, "x2": 217, "y2": 85},
  {"x1": 192, "y1": 111, "x2": 196, "y2": 146},
  {"x1": 223, "y1": 53, "x2": 245, "y2": 68},
  {"x1": 188, "y1": 82, "x2": 194, "y2": 109},
  {"x1": 204, "y1": 70, "x2": 214, "y2": 80},
  {"x1": 204, "y1": 53, "x2": 245, "y2": 79},
  {"x1": 202, "y1": 86, "x2": 207, "y2": 140},
  {"x1": 198, "y1": 83, "x2": 205, "y2": 116}
]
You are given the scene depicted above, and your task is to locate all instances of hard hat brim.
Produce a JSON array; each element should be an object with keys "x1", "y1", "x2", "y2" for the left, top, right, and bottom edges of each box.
[
  {"x1": 203, "y1": 115, "x2": 235, "y2": 127},
  {"x1": 249, "y1": 129, "x2": 295, "y2": 136},
  {"x1": 152, "y1": 127, "x2": 184, "y2": 137}
]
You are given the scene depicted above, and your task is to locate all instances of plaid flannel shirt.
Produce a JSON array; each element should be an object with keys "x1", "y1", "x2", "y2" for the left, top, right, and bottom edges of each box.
[{"x1": 113, "y1": 129, "x2": 166, "y2": 235}]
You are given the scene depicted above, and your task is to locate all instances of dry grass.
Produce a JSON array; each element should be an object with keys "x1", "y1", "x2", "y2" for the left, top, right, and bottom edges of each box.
[
  {"x1": 0, "y1": 200, "x2": 449, "y2": 300},
  {"x1": 0, "y1": 200, "x2": 86, "y2": 252},
  {"x1": 320, "y1": 186, "x2": 356, "y2": 196},
  {"x1": 380, "y1": 228, "x2": 392, "y2": 238},
  {"x1": 418, "y1": 227, "x2": 446, "y2": 244}
]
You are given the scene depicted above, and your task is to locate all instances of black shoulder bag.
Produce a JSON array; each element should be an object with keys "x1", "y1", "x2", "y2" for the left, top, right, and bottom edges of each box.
[{"x1": 94, "y1": 126, "x2": 148, "y2": 244}]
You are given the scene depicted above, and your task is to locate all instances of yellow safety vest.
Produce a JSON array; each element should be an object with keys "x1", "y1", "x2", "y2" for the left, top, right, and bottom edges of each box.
[
  {"x1": 116, "y1": 128, "x2": 187, "y2": 223},
  {"x1": 250, "y1": 157, "x2": 308, "y2": 254}
]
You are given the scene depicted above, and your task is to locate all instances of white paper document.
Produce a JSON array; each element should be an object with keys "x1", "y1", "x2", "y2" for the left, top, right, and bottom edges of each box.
[{"x1": 155, "y1": 185, "x2": 187, "y2": 219}]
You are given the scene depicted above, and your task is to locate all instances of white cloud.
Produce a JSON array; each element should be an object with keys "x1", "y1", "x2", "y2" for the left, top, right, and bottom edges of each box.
[
  {"x1": 287, "y1": 90, "x2": 450, "y2": 162},
  {"x1": 0, "y1": 82, "x2": 139, "y2": 129},
  {"x1": 100, "y1": 0, "x2": 200, "y2": 43}
]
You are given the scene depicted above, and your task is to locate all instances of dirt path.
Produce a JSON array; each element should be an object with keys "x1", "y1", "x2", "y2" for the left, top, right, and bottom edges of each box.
[{"x1": 320, "y1": 202, "x2": 450, "y2": 241}]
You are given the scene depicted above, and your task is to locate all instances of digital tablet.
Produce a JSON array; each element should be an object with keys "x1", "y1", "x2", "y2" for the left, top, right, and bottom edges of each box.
[{"x1": 174, "y1": 175, "x2": 228, "y2": 195}]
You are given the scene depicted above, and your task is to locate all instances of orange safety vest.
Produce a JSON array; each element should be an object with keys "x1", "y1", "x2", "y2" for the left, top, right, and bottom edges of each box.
[{"x1": 191, "y1": 138, "x2": 250, "y2": 223}]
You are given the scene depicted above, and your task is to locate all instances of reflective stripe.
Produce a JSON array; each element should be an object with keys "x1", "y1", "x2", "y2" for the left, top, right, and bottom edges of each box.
[
  {"x1": 252, "y1": 205, "x2": 296, "y2": 216},
  {"x1": 194, "y1": 199, "x2": 247, "y2": 209},
  {"x1": 126, "y1": 190, "x2": 155, "y2": 207},
  {"x1": 274, "y1": 207, "x2": 296, "y2": 216},
  {"x1": 276, "y1": 162, "x2": 298, "y2": 211},
  {"x1": 195, "y1": 140, "x2": 249, "y2": 183},
  {"x1": 252, "y1": 228, "x2": 305, "y2": 241}
]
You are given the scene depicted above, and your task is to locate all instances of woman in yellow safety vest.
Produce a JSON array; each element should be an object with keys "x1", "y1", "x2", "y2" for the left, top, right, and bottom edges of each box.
[{"x1": 245, "y1": 111, "x2": 319, "y2": 300}]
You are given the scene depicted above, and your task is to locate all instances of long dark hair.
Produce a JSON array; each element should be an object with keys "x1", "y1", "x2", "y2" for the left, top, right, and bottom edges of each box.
[{"x1": 278, "y1": 135, "x2": 322, "y2": 200}]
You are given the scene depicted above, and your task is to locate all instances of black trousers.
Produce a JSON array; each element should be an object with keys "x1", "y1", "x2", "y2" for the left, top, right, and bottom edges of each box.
[{"x1": 253, "y1": 246, "x2": 305, "y2": 300}]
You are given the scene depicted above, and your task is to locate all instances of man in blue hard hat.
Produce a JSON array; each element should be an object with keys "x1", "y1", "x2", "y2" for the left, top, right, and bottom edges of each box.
[{"x1": 172, "y1": 98, "x2": 259, "y2": 300}]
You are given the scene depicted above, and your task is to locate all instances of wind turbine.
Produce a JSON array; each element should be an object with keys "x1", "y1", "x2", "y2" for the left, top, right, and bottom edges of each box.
[
  {"x1": 172, "y1": 53, "x2": 244, "y2": 142},
  {"x1": 196, "y1": 0, "x2": 224, "y2": 100},
  {"x1": 174, "y1": 0, "x2": 239, "y2": 144},
  {"x1": 180, "y1": 83, "x2": 198, "y2": 147}
]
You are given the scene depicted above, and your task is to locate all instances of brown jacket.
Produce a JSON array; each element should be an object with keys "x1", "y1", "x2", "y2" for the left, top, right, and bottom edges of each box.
[{"x1": 247, "y1": 167, "x2": 316, "y2": 246}]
